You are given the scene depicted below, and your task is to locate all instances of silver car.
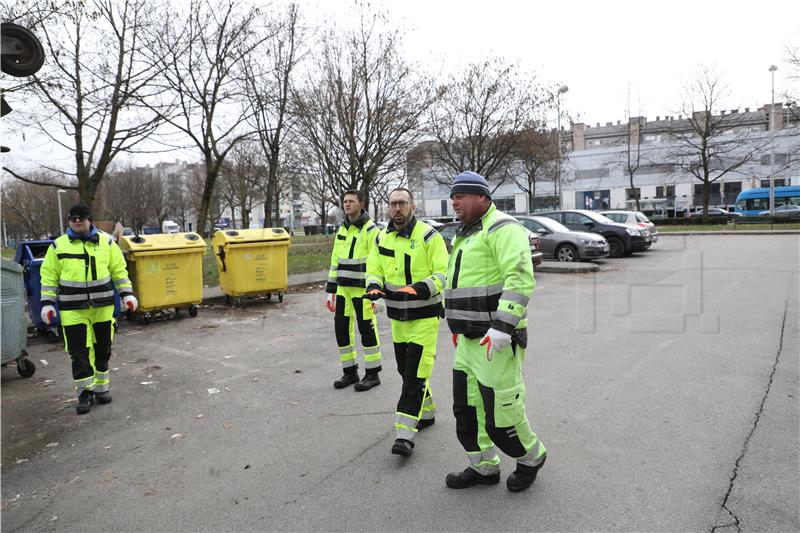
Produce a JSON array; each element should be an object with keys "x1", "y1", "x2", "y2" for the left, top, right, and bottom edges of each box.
[
  {"x1": 516, "y1": 215, "x2": 609, "y2": 262},
  {"x1": 600, "y1": 210, "x2": 659, "y2": 245}
]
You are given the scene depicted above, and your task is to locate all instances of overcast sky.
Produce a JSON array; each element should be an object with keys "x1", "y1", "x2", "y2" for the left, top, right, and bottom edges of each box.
[{"x1": 310, "y1": 0, "x2": 799, "y2": 125}]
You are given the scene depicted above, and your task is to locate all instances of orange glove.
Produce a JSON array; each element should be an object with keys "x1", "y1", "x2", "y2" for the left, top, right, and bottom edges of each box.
[
  {"x1": 325, "y1": 293, "x2": 336, "y2": 313},
  {"x1": 396, "y1": 286, "x2": 417, "y2": 296},
  {"x1": 451, "y1": 333, "x2": 458, "y2": 348}
]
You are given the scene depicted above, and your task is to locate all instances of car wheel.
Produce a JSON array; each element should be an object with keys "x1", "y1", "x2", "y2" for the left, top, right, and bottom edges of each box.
[
  {"x1": 556, "y1": 244, "x2": 578, "y2": 262},
  {"x1": 608, "y1": 237, "x2": 625, "y2": 258}
]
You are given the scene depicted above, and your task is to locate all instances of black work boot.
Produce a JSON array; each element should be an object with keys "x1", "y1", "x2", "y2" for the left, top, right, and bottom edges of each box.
[
  {"x1": 333, "y1": 367, "x2": 360, "y2": 389},
  {"x1": 76, "y1": 390, "x2": 94, "y2": 415},
  {"x1": 353, "y1": 370, "x2": 380, "y2": 391},
  {"x1": 506, "y1": 455, "x2": 547, "y2": 493},
  {"x1": 95, "y1": 391, "x2": 113, "y2": 404},
  {"x1": 417, "y1": 417, "x2": 435, "y2": 431},
  {"x1": 445, "y1": 467, "x2": 500, "y2": 489},
  {"x1": 391, "y1": 438, "x2": 414, "y2": 457}
]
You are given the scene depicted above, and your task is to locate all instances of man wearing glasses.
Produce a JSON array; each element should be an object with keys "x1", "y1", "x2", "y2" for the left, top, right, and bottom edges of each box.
[
  {"x1": 365, "y1": 188, "x2": 448, "y2": 457},
  {"x1": 40, "y1": 203, "x2": 138, "y2": 415}
]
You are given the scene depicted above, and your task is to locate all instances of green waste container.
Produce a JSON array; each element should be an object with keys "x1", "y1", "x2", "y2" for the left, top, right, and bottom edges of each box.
[
  {"x1": 212, "y1": 228, "x2": 291, "y2": 305},
  {"x1": 1, "y1": 258, "x2": 35, "y2": 377},
  {"x1": 119, "y1": 233, "x2": 207, "y2": 323}
]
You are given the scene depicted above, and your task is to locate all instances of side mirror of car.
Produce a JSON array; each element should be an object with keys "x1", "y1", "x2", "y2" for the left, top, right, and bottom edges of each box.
[
  {"x1": 536, "y1": 228, "x2": 549, "y2": 235},
  {"x1": 584, "y1": 221, "x2": 594, "y2": 228}
]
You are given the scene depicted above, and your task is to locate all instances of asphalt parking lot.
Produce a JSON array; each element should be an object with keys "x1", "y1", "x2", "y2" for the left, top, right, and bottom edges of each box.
[{"x1": 2, "y1": 233, "x2": 798, "y2": 532}]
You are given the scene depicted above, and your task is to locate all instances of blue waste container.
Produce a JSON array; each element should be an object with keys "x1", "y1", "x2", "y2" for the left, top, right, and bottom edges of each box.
[
  {"x1": 14, "y1": 240, "x2": 122, "y2": 334},
  {"x1": 14, "y1": 240, "x2": 58, "y2": 333}
]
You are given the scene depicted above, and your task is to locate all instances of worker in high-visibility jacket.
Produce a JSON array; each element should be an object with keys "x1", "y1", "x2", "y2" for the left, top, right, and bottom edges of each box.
[
  {"x1": 40, "y1": 203, "x2": 138, "y2": 415},
  {"x1": 443, "y1": 172, "x2": 546, "y2": 493},
  {"x1": 325, "y1": 190, "x2": 383, "y2": 391},
  {"x1": 365, "y1": 187, "x2": 449, "y2": 457}
]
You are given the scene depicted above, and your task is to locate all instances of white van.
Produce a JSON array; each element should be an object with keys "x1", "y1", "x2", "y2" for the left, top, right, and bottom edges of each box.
[{"x1": 161, "y1": 220, "x2": 180, "y2": 234}]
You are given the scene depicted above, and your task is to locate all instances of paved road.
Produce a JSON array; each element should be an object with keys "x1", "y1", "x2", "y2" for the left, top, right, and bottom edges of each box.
[{"x1": 2, "y1": 234, "x2": 798, "y2": 532}]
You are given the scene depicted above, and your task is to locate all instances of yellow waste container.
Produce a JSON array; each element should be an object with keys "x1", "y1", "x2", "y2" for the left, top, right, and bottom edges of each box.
[
  {"x1": 212, "y1": 228, "x2": 291, "y2": 305},
  {"x1": 119, "y1": 233, "x2": 207, "y2": 322}
]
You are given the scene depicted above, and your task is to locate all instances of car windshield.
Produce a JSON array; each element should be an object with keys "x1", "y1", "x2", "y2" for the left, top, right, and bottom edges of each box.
[
  {"x1": 533, "y1": 216, "x2": 570, "y2": 233},
  {"x1": 584, "y1": 211, "x2": 616, "y2": 224}
]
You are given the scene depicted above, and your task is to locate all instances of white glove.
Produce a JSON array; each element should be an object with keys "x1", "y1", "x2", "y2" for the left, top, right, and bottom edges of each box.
[
  {"x1": 122, "y1": 294, "x2": 138, "y2": 312},
  {"x1": 326, "y1": 293, "x2": 336, "y2": 313},
  {"x1": 479, "y1": 327, "x2": 512, "y2": 361},
  {"x1": 40, "y1": 304, "x2": 56, "y2": 325}
]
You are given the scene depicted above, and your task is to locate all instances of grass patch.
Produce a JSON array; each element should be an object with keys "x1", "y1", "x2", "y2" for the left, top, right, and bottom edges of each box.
[{"x1": 1, "y1": 247, "x2": 15, "y2": 260}]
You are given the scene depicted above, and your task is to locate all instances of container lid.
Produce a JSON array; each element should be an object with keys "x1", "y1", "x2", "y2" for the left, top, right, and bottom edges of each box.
[
  {"x1": 212, "y1": 228, "x2": 291, "y2": 245},
  {"x1": 119, "y1": 232, "x2": 207, "y2": 252},
  {"x1": 1, "y1": 257, "x2": 23, "y2": 273}
]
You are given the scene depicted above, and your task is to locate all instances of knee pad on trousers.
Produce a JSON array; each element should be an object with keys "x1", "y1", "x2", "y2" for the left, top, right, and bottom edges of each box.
[
  {"x1": 397, "y1": 378, "x2": 425, "y2": 415},
  {"x1": 453, "y1": 369, "x2": 480, "y2": 451},
  {"x1": 334, "y1": 315, "x2": 351, "y2": 347},
  {"x1": 63, "y1": 324, "x2": 93, "y2": 379},
  {"x1": 92, "y1": 320, "x2": 113, "y2": 372},
  {"x1": 353, "y1": 298, "x2": 378, "y2": 346},
  {"x1": 478, "y1": 381, "x2": 527, "y2": 458}
]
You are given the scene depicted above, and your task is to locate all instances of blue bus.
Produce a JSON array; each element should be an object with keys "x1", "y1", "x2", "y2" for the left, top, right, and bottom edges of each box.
[{"x1": 734, "y1": 185, "x2": 800, "y2": 215}]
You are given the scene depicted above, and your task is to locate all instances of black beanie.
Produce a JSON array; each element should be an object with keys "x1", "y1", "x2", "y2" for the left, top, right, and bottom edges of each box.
[
  {"x1": 450, "y1": 171, "x2": 491, "y2": 198},
  {"x1": 68, "y1": 202, "x2": 92, "y2": 220}
]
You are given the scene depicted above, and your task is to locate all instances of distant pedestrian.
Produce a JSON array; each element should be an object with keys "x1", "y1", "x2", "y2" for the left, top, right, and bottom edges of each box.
[
  {"x1": 444, "y1": 172, "x2": 546, "y2": 492},
  {"x1": 40, "y1": 203, "x2": 138, "y2": 414}
]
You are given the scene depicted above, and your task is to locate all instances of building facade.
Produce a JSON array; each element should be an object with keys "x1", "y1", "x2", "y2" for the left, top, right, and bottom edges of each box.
[{"x1": 410, "y1": 102, "x2": 800, "y2": 218}]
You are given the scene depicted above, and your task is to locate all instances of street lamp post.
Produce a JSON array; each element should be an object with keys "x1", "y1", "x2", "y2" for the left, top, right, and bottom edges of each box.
[
  {"x1": 57, "y1": 189, "x2": 67, "y2": 235},
  {"x1": 556, "y1": 85, "x2": 569, "y2": 210},
  {"x1": 768, "y1": 65, "x2": 777, "y2": 214}
]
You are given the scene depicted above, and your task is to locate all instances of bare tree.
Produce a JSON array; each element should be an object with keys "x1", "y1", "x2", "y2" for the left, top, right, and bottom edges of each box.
[
  {"x1": 511, "y1": 124, "x2": 559, "y2": 213},
  {"x1": 293, "y1": 8, "x2": 430, "y2": 210},
  {"x1": 150, "y1": 0, "x2": 267, "y2": 234},
  {"x1": 243, "y1": 3, "x2": 304, "y2": 227},
  {"x1": 99, "y1": 164, "x2": 162, "y2": 232},
  {"x1": 3, "y1": 0, "x2": 168, "y2": 207},
  {"x1": 1, "y1": 177, "x2": 77, "y2": 239},
  {"x1": 665, "y1": 67, "x2": 767, "y2": 221},
  {"x1": 423, "y1": 58, "x2": 545, "y2": 188},
  {"x1": 624, "y1": 90, "x2": 644, "y2": 212},
  {"x1": 218, "y1": 142, "x2": 266, "y2": 229}
]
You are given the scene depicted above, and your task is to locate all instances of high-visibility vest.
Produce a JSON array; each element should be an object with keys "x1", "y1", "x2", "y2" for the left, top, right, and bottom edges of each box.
[
  {"x1": 40, "y1": 230, "x2": 133, "y2": 311},
  {"x1": 325, "y1": 210, "x2": 380, "y2": 294},
  {"x1": 444, "y1": 204, "x2": 535, "y2": 338},
  {"x1": 366, "y1": 217, "x2": 448, "y2": 321}
]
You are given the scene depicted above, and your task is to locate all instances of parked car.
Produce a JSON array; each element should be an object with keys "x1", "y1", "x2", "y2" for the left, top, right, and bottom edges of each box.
[
  {"x1": 758, "y1": 204, "x2": 800, "y2": 217},
  {"x1": 417, "y1": 218, "x2": 444, "y2": 229},
  {"x1": 437, "y1": 221, "x2": 544, "y2": 268},
  {"x1": 517, "y1": 215, "x2": 609, "y2": 262},
  {"x1": 600, "y1": 210, "x2": 659, "y2": 245},
  {"x1": 538, "y1": 210, "x2": 649, "y2": 258},
  {"x1": 122, "y1": 227, "x2": 134, "y2": 236},
  {"x1": 141, "y1": 225, "x2": 160, "y2": 235},
  {"x1": 688, "y1": 207, "x2": 743, "y2": 219}
]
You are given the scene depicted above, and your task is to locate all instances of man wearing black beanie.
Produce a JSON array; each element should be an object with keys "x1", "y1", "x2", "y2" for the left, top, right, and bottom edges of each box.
[{"x1": 39, "y1": 202, "x2": 139, "y2": 415}]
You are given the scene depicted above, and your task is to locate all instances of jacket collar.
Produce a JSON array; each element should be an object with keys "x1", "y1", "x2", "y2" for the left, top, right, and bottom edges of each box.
[
  {"x1": 386, "y1": 216, "x2": 417, "y2": 238},
  {"x1": 67, "y1": 225, "x2": 100, "y2": 243},
  {"x1": 343, "y1": 209, "x2": 370, "y2": 230},
  {"x1": 457, "y1": 203, "x2": 495, "y2": 237}
]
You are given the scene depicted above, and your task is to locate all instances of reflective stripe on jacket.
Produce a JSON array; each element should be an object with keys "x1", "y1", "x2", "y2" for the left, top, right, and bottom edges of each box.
[
  {"x1": 366, "y1": 217, "x2": 448, "y2": 321},
  {"x1": 40, "y1": 230, "x2": 133, "y2": 311},
  {"x1": 444, "y1": 204, "x2": 534, "y2": 337},
  {"x1": 326, "y1": 210, "x2": 380, "y2": 293}
]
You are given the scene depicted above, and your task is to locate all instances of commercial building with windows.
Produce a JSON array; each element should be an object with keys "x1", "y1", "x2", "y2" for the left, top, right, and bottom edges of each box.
[{"x1": 409, "y1": 102, "x2": 800, "y2": 219}]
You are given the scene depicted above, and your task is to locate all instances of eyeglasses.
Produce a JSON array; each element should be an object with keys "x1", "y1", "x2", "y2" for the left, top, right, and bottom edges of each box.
[
  {"x1": 389, "y1": 201, "x2": 410, "y2": 209},
  {"x1": 69, "y1": 216, "x2": 87, "y2": 222}
]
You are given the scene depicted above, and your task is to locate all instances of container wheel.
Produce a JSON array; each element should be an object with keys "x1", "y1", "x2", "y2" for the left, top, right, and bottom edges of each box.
[
  {"x1": 234, "y1": 297, "x2": 245, "y2": 308},
  {"x1": 144, "y1": 313, "x2": 152, "y2": 325},
  {"x1": 265, "y1": 293, "x2": 272, "y2": 301},
  {"x1": 278, "y1": 292, "x2": 284, "y2": 303},
  {"x1": 224, "y1": 295, "x2": 232, "y2": 305},
  {"x1": 188, "y1": 305, "x2": 199, "y2": 317},
  {"x1": 17, "y1": 357, "x2": 36, "y2": 378}
]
